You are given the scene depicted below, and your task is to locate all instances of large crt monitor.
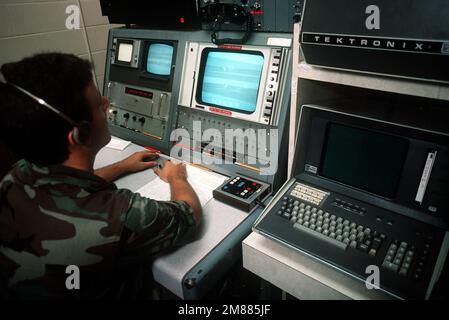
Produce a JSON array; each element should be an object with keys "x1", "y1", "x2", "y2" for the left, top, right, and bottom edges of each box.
[
  {"x1": 254, "y1": 105, "x2": 449, "y2": 299},
  {"x1": 197, "y1": 49, "x2": 264, "y2": 115},
  {"x1": 179, "y1": 42, "x2": 290, "y2": 126}
]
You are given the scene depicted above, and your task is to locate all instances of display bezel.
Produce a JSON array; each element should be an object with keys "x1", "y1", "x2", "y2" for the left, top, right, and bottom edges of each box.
[
  {"x1": 195, "y1": 47, "x2": 265, "y2": 115},
  {"x1": 140, "y1": 40, "x2": 177, "y2": 82}
]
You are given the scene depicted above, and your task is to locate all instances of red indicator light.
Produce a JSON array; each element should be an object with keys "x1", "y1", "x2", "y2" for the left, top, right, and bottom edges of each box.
[
  {"x1": 180, "y1": 17, "x2": 185, "y2": 23},
  {"x1": 252, "y1": 182, "x2": 257, "y2": 186}
]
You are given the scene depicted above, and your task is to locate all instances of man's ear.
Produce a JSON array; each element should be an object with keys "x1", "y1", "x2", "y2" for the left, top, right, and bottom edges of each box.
[{"x1": 67, "y1": 130, "x2": 77, "y2": 146}]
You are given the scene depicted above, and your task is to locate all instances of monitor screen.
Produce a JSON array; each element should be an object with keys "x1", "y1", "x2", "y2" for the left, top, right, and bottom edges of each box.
[
  {"x1": 198, "y1": 50, "x2": 264, "y2": 114},
  {"x1": 320, "y1": 123, "x2": 409, "y2": 198},
  {"x1": 146, "y1": 43, "x2": 174, "y2": 76},
  {"x1": 117, "y1": 43, "x2": 133, "y2": 62}
]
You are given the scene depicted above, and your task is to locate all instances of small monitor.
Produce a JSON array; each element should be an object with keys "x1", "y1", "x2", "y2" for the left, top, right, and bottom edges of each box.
[
  {"x1": 146, "y1": 43, "x2": 174, "y2": 76},
  {"x1": 117, "y1": 42, "x2": 133, "y2": 62},
  {"x1": 197, "y1": 49, "x2": 264, "y2": 114},
  {"x1": 320, "y1": 123, "x2": 409, "y2": 198}
]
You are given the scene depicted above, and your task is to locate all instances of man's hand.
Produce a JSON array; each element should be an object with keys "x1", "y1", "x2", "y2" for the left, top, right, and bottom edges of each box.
[
  {"x1": 95, "y1": 151, "x2": 159, "y2": 182},
  {"x1": 153, "y1": 160, "x2": 187, "y2": 183},
  {"x1": 153, "y1": 160, "x2": 202, "y2": 226},
  {"x1": 119, "y1": 151, "x2": 160, "y2": 173}
]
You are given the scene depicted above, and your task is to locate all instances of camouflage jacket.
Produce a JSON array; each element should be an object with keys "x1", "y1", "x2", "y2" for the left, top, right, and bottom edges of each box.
[{"x1": 0, "y1": 160, "x2": 197, "y2": 299}]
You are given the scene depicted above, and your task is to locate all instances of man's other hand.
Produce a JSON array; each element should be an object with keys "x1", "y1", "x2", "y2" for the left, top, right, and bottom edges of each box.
[
  {"x1": 153, "y1": 160, "x2": 187, "y2": 183},
  {"x1": 120, "y1": 151, "x2": 160, "y2": 173}
]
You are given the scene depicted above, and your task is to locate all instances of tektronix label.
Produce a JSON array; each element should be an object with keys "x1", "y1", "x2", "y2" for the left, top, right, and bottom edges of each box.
[{"x1": 301, "y1": 33, "x2": 449, "y2": 55}]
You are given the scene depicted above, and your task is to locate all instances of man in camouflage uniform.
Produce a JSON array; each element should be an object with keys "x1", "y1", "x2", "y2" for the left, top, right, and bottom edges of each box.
[{"x1": 0, "y1": 53, "x2": 202, "y2": 299}]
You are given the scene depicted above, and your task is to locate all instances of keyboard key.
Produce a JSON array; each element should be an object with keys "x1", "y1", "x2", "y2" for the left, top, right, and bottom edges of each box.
[
  {"x1": 369, "y1": 249, "x2": 377, "y2": 256},
  {"x1": 395, "y1": 252, "x2": 404, "y2": 260},
  {"x1": 372, "y1": 238, "x2": 382, "y2": 249},
  {"x1": 293, "y1": 222, "x2": 348, "y2": 250},
  {"x1": 399, "y1": 268, "x2": 408, "y2": 276},
  {"x1": 406, "y1": 250, "x2": 414, "y2": 258},
  {"x1": 350, "y1": 241, "x2": 357, "y2": 249},
  {"x1": 357, "y1": 243, "x2": 369, "y2": 253},
  {"x1": 382, "y1": 261, "x2": 399, "y2": 272}
]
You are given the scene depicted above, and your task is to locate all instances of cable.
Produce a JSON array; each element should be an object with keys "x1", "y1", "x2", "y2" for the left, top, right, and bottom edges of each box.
[
  {"x1": 255, "y1": 198, "x2": 267, "y2": 209},
  {"x1": 211, "y1": 10, "x2": 253, "y2": 45}
]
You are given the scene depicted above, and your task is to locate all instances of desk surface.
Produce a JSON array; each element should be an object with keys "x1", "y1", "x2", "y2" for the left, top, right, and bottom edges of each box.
[
  {"x1": 243, "y1": 232, "x2": 391, "y2": 300},
  {"x1": 94, "y1": 141, "x2": 252, "y2": 298}
]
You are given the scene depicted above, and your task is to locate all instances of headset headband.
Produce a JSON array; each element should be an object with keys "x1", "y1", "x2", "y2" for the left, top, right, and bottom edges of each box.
[{"x1": 5, "y1": 81, "x2": 78, "y2": 127}]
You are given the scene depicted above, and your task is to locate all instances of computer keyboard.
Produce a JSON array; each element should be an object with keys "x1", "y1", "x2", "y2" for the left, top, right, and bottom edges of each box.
[{"x1": 254, "y1": 180, "x2": 447, "y2": 299}]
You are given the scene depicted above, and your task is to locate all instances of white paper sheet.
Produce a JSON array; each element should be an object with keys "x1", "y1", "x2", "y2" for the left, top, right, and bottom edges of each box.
[
  {"x1": 136, "y1": 163, "x2": 227, "y2": 207},
  {"x1": 105, "y1": 137, "x2": 131, "y2": 151}
]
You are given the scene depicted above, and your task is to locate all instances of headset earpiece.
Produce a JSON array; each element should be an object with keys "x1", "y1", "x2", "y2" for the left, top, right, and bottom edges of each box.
[{"x1": 72, "y1": 121, "x2": 90, "y2": 145}]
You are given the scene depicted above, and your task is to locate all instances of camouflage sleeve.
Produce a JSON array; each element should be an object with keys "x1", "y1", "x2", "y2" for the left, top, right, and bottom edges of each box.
[{"x1": 115, "y1": 189, "x2": 197, "y2": 263}]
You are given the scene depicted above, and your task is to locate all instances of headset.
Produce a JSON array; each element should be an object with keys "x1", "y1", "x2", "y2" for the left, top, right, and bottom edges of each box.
[{"x1": 3, "y1": 81, "x2": 90, "y2": 145}]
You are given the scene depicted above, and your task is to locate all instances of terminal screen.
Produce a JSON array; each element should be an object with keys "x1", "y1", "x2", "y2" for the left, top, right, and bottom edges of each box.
[{"x1": 320, "y1": 123, "x2": 409, "y2": 198}]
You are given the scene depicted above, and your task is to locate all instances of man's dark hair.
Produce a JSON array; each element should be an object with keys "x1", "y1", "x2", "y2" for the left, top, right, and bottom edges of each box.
[{"x1": 0, "y1": 53, "x2": 93, "y2": 166}]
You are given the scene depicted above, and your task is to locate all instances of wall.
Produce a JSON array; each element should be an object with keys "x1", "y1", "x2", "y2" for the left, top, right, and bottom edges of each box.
[{"x1": 0, "y1": 0, "x2": 121, "y2": 90}]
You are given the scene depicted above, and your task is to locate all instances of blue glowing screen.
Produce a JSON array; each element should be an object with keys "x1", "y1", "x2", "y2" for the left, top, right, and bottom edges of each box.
[
  {"x1": 200, "y1": 51, "x2": 264, "y2": 113},
  {"x1": 146, "y1": 44, "x2": 174, "y2": 76}
]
